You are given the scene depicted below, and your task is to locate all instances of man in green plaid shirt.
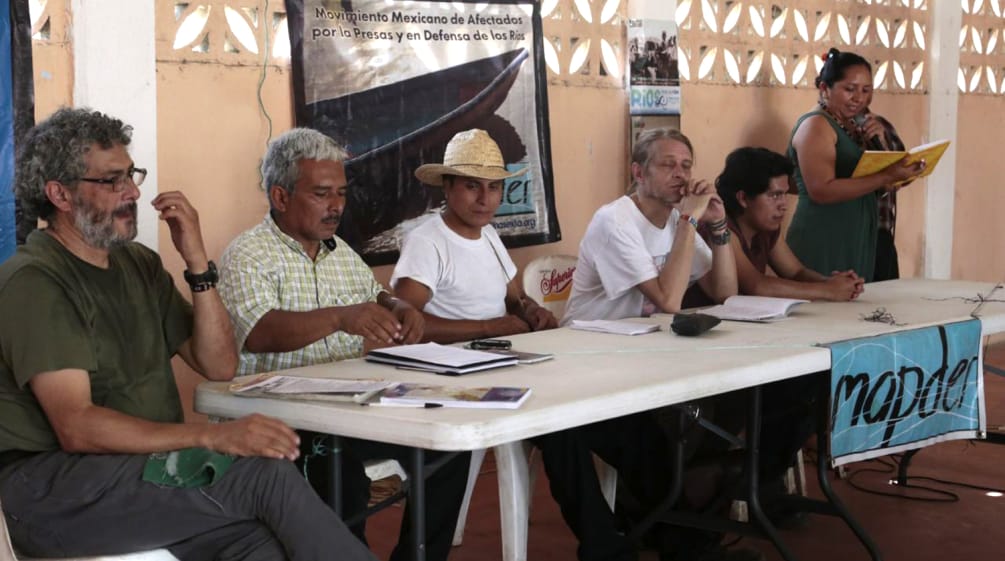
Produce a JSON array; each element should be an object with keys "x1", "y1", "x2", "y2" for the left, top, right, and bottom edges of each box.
[{"x1": 219, "y1": 128, "x2": 470, "y2": 561}]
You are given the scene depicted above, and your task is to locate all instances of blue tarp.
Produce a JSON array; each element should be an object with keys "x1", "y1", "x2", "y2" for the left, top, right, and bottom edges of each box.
[{"x1": 1, "y1": 0, "x2": 16, "y2": 263}]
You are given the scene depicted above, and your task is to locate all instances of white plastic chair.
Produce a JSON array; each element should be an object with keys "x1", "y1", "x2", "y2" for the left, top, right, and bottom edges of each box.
[
  {"x1": 0, "y1": 458, "x2": 407, "y2": 561},
  {"x1": 0, "y1": 498, "x2": 176, "y2": 561},
  {"x1": 521, "y1": 254, "x2": 578, "y2": 319},
  {"x1": 451, "y1": 255, "x2": 619, "y2": 553}
]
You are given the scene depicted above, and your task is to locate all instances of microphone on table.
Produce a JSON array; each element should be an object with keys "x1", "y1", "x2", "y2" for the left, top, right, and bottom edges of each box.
[{"x1": 852, "y1": 113, "x2": 886, "y2": 150}]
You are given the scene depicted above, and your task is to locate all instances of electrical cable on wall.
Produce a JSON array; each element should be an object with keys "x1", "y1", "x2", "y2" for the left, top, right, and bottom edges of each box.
[{"x1": 256, "y1": 0, "x2": 274, "y2": 189}]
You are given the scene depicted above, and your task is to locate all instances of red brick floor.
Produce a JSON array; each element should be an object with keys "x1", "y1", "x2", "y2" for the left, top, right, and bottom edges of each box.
[{"x1": 364, "y1": 348, "x2": 1005, "y2": 561}]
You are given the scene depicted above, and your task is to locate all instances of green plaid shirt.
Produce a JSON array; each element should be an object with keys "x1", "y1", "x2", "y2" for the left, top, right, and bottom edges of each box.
[{"x1": 219, "y1": 214, "x2": 383, "y2": 376}]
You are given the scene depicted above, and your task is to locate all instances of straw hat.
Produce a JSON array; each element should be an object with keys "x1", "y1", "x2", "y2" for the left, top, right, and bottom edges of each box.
[{"x1": 415, "y1": 129, "x2": 527, "y2": 187}]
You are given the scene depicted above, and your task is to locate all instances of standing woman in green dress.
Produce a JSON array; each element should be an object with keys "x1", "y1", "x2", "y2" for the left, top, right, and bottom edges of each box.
[{"x1": 786, "y1": 48, "x2": 924, "y2": 282}]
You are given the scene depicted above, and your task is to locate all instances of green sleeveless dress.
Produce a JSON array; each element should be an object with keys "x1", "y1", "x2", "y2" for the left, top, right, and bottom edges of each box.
[{"x1": 786, "y1": 110, "x2": 876, "y2": 282}]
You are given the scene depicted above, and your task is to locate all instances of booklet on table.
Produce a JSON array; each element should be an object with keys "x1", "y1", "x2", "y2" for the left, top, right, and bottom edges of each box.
[{"x1": 380, "y1": 383, "x2": 532, "y2": 409}]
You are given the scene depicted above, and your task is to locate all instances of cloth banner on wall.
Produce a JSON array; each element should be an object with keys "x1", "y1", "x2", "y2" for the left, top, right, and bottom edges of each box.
[
  {"x1": 1, "y1": 0, "x2": 33, "y2": 263},
  {"x1": 627, "y1": 18, "x2": 680, "y2": 115},
  {"x1": 286, "y1": 0, "x2": 559, "y2": 265},
  {"x1": 826, "y1": 319, "x2": 985, "y2": 467}
]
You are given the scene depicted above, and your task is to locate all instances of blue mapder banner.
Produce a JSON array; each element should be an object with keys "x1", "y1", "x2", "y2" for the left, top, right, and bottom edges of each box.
[{"x1": 827, "y1": 319, "x2": 985, "y2": 466}]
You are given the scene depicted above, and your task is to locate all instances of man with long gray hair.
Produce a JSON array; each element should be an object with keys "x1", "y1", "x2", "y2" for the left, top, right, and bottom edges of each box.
[
  {"x1": 219, "y1": 127, "x2": 469, "y2": 561},
  {"x1": 0, "y1": 107, "x2": 375, "y2": 560}
]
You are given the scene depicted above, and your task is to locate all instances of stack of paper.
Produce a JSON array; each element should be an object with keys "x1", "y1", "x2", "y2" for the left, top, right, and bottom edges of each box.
[
  {"x1": 366, "y1": 342, "x2": 518, "y2": 375},
  {"x1": 230, "y1": 374, "x2": 395, "y2": 403},
  {"x1": 380, "y1": 383, "x2": 532, "y2": 409},
  {"x1": 481, "y1": 349, "x2": 555, "y2": 364},
  {"x1": 569, "y1": 319, "x2": 660, "y2": 336},
  {"x1": 702, "y1": 295, "x2": 809, "y2": 322}
]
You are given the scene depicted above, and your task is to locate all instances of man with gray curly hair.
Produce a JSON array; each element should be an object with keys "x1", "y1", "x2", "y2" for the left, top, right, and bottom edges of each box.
[
  {"x1": 0, "y1": 108, "x2": 376, "y2": 561},
  {"x1": 219, "y1": 127, "x2": 469, "y2": 561}
]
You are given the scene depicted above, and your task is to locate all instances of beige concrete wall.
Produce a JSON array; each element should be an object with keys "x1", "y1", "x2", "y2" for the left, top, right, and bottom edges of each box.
[
  {"x1": 154, "y1": 76, "x2": 935, "y2": 301},
  {"x1": 952, "y1": 94, "x2": 1005, "y2": 282},
  {"x1": 155, "y1": 62, "x2": 292, "y2": 281},
  {"x1": 153, "y1": 68, "x2": 631, "y2": 287},
  {"x1": 680, "y1": 84, "x2": 928, "y2": 279},
  {"x1": 30, "y1": 7, "x2": 74, "y2": 124},
  {"x1": 156, "y1": 62, "x2": 294, "y2": 417}
]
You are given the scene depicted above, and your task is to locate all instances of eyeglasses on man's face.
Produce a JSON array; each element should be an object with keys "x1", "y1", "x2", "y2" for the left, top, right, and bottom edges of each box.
[{"x1": 76, "y1": 166, "x2": 147, "y2": 193}]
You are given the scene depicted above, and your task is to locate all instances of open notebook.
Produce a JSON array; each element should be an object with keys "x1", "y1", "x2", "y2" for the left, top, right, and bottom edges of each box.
[{"x1": 702, "y1": 295, "x2": 809, "y2": 322}]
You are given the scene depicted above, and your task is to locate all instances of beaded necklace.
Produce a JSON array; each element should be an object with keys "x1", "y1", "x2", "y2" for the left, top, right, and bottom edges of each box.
[{"x1": 817, "y1": 101, "x2": 866, "y2": 147}]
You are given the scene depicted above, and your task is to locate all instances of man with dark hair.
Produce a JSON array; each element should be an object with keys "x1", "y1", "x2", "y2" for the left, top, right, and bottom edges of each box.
[
  {"x1": 687, "y1": 146, "x2": 864, "y2": 305},
  {"x1": 0, "y1": 108, "x2": 374, "y2": 560},
  {"x1": 686, "y1": 146, "x2": 863, "y2": 527},
  {"x1": 219, "y1": 127, "x2": 469, "y2": 561}
]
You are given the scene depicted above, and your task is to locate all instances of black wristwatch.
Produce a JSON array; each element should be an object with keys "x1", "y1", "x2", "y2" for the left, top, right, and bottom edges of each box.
[{"x1": 184, "y1": 260, "x2": 219, "y2": 293}]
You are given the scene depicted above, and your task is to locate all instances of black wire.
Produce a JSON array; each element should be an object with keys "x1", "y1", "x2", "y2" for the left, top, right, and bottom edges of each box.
[
  {"x1": 841, "y1": 445, "x2": 1005, "y2": 502},
  {"x1": 841, "y1": 455, "x2": 956, "y2": 502},
  {"x1": 256, "y1": 0, "x2": 275, "y2": 190},
  {"x1": 903, "y1": 475, "x2": 1004, "y2": 494},
  {"x1": 845, "y1": 461, "x2": 959, "y2": 503}
]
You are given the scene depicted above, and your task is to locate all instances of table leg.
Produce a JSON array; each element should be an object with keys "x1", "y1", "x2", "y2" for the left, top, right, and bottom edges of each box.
[
  {"x1": 329, "y1": 434, "x2": 343, "y2": 517},
  {"x1": 816, "y1": 383, "x2": 883, "y2": 561},
  {"x1": 628, "y1": 407, "x2": 686, "y2": 541},
  {"x1": 743, "y1": 387, "x2": 797, "y2": 561},
  {"x1": 409, "y1": 447, "x2": 427, "y2": 561},
  {"x1": 494, "y1": 441, "x2": 532, "y2": 561},
  {"x1": 896, "y1": 448, "x2": 921, "y2": 486}
]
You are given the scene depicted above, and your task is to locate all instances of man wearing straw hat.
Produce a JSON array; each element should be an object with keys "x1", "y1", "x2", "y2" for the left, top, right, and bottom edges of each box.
[
  {"x1": 392, "y1": 128, "x2": 556, "y2": 342},
  {"x1": 393, "y1": 130, "x2": 648, "y2": 561}
]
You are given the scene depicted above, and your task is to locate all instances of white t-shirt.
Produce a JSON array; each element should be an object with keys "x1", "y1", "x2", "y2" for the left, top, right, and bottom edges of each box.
[
  {"x1": 391, "y1": 214, "x2": 517, "y2": 321},
  {"x1": 561, "y1": 195, "x2": 713, "y2": 324}
]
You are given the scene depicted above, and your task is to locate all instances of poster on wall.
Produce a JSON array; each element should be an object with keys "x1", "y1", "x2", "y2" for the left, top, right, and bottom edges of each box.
[
  {"x1": 2, "y1": 0, "x2": 35, "y2": 263},
  {"x1": 627, "y1": 18, "x2": 680, "y2": 116},
  {"x1": 286, "y1": 0, "x2": 559, "y2": 265}
]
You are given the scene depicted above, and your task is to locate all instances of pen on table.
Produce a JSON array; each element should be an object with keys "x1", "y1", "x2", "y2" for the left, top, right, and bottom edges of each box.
[{"x1": 361, "y1": 402, "x2": 444, "y2": 408}]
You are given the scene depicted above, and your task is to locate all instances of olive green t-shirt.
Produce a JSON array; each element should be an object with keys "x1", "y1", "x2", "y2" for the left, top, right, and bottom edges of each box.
[{"x1": 0, "y1": 231, "x2": 193, "y2": 452}]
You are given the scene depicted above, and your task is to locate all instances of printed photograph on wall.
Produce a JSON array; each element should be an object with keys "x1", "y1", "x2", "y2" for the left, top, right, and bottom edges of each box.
[
  {"x1": 627, "y1": 18, "x2": 680, "y2": 116},
  {"x1": 286, "y1": 0, "x2": 559, "y2": 265}
]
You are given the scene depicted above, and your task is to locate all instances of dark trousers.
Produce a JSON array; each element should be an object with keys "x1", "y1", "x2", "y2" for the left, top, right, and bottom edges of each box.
[
  {"x1": 708, "y1": 373, "x2": 823, "y2": 487},
  {"x1": 758, "y1": 373, "x2": 825, "y2": 484},
  {"x1": 530, "y1": 431, "x2": 637, "y2": 561},
  {"x1": 525, "y1": 412, "x2": 724, "y2": 561},
  {"x1": 296, "y1": 430, "x2": 470, "y2": 561},
  {"x1": 582, "y1": 411, "x2": 724, "y2": 559},
  {"x1": 562, "y1": 380, "x2": 820, "y2": 558},
  {"x1": 0, "y1": 451, "x2": 375, "y2": 561},
  {"x1": 874, "y1": 228, "x2": 900, "y2": 282}
]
